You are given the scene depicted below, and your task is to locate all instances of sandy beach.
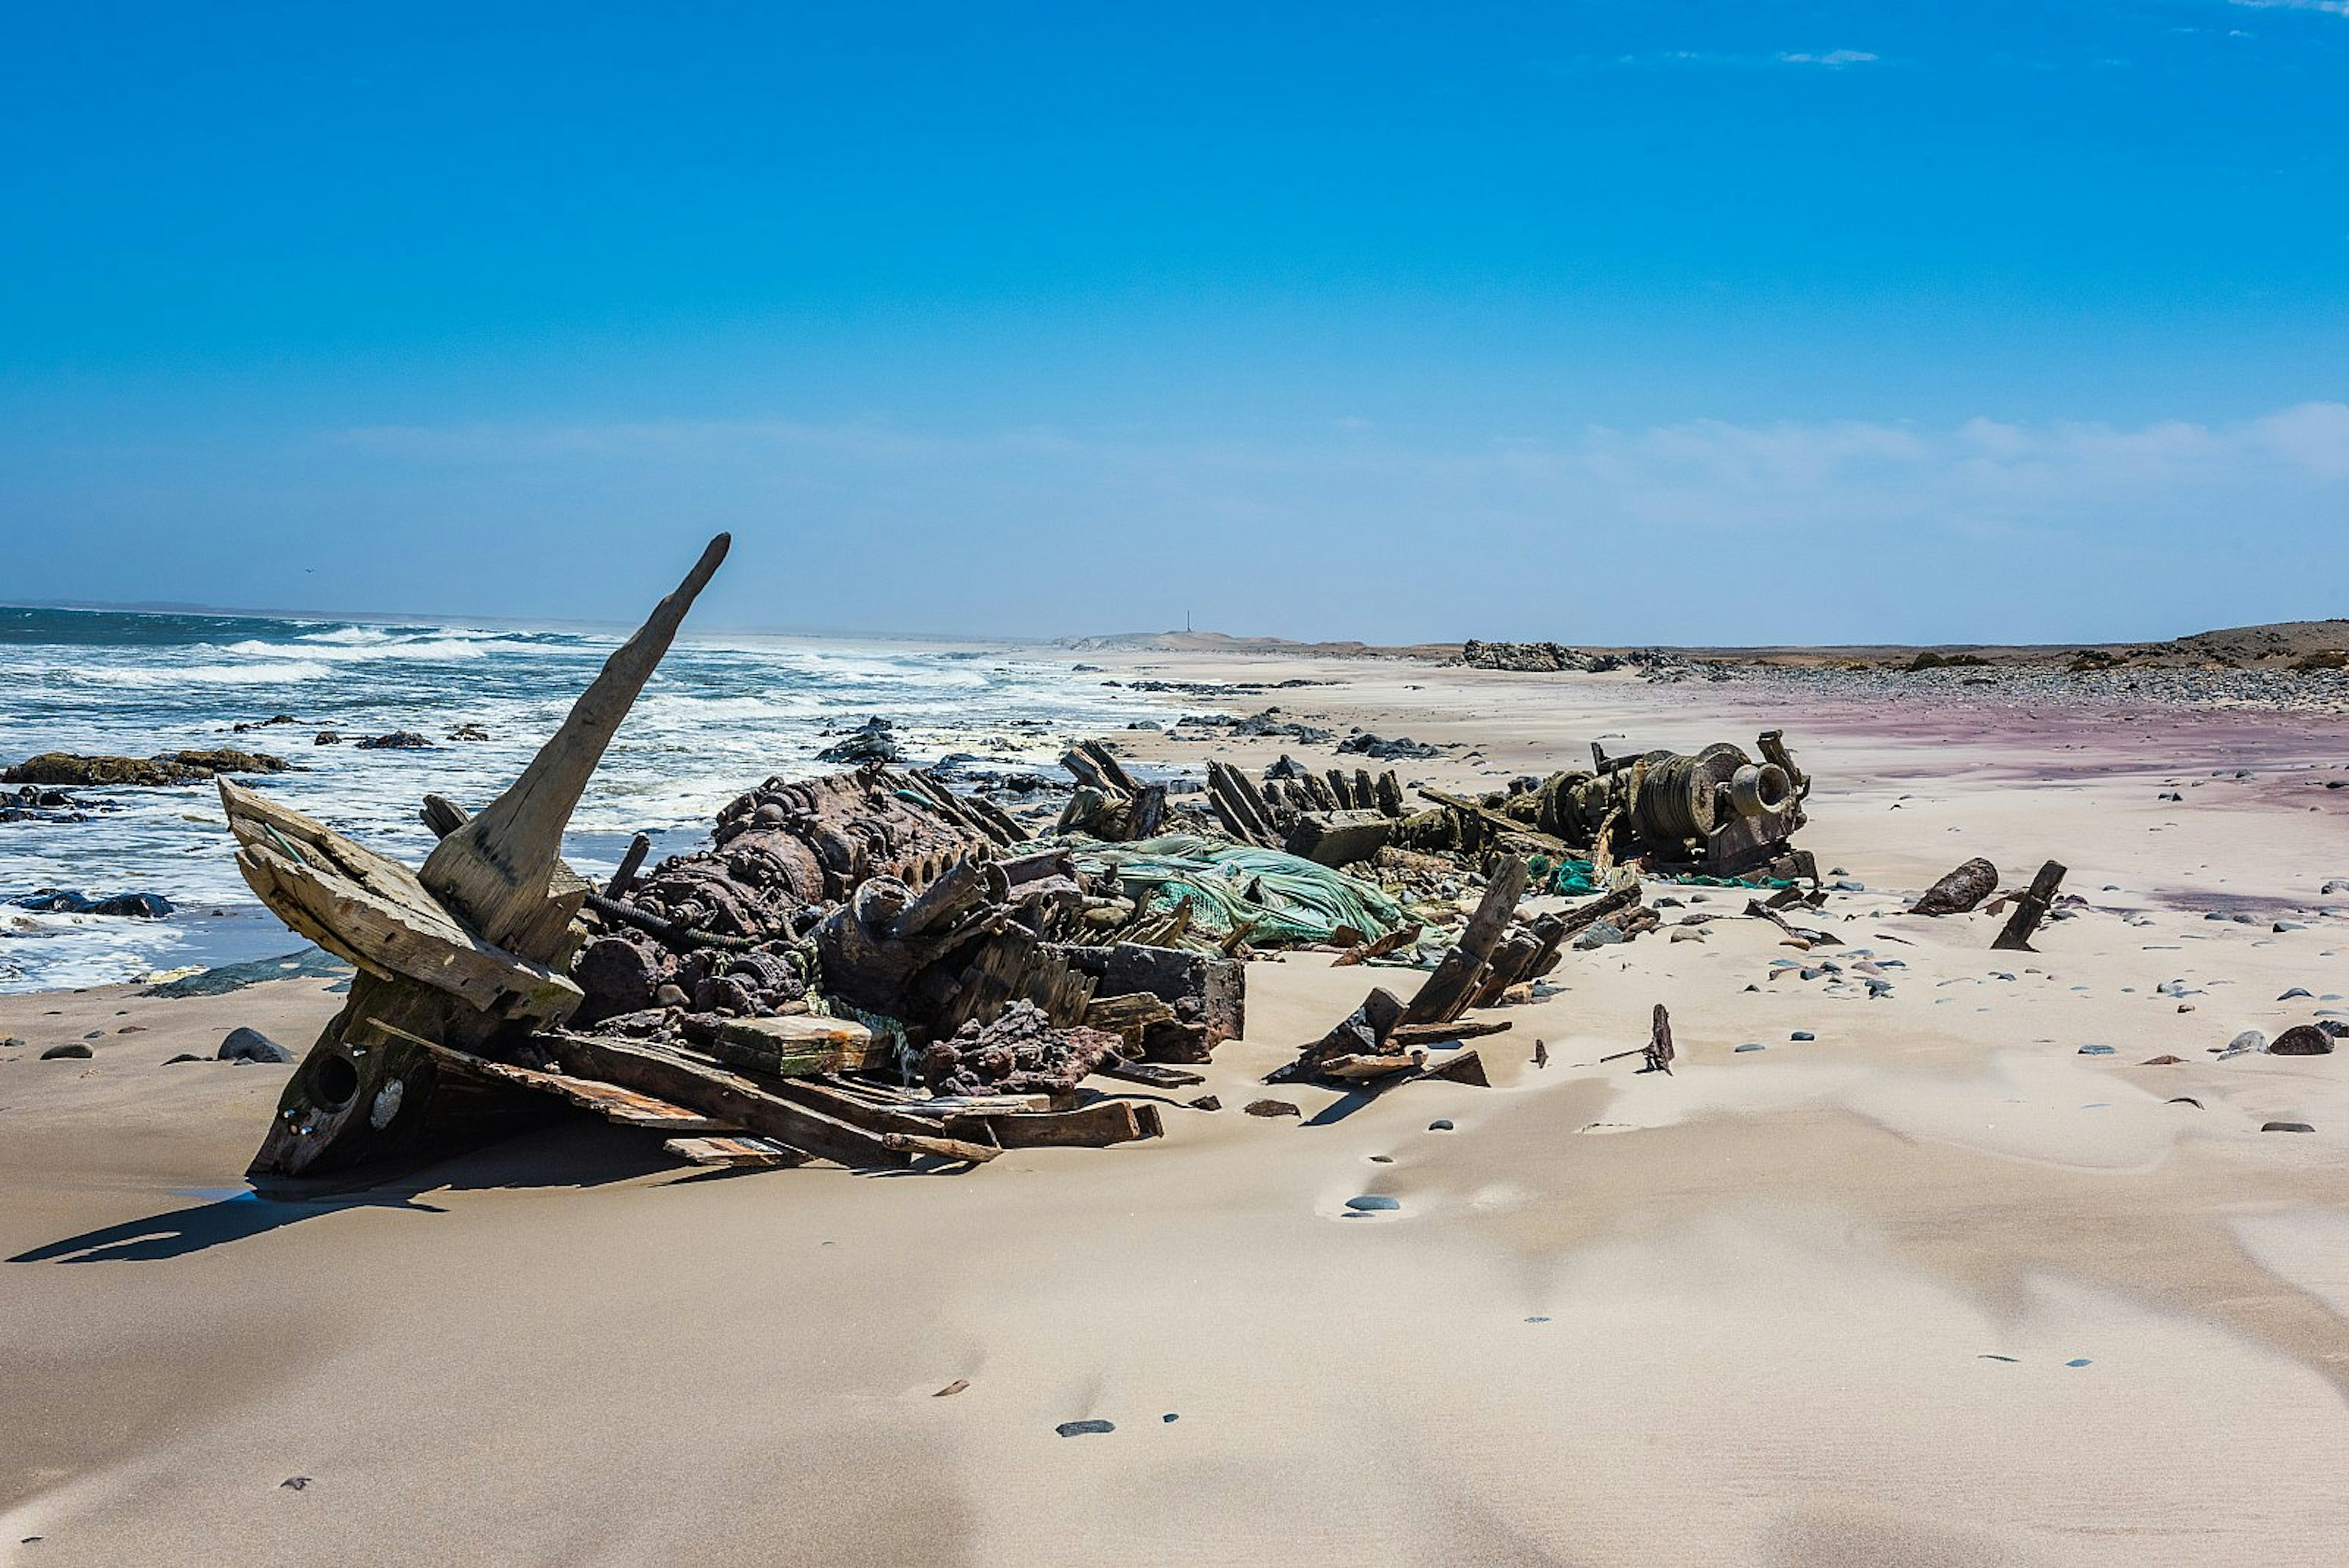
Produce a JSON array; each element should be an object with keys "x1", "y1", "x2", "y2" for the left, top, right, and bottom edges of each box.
[{"x1": 1, "y1": 649, "x2": 2343, "y2": 1567}]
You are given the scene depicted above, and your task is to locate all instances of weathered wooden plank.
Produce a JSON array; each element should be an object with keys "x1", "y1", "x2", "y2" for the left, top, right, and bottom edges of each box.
[
  {"x1": 544, "y1": 1033, "x2": 912, "y2": 1169},
  {"x1": 221, "y1": 783, "x2": 582, "y2": 1022},
  {"x1": 1387, "y1": 1018, "x2": 1513, "y2": 1047},
  {"x1": 708, "y1": 1014, "x2": 885, "y2": 1077},
  {"x1": 881, "y1": 1130, "x2": 1002, "y2": 1164},
  {"x1": 1317, "y1": 1052, "x2": 1424, "y2": 1080},
  {"x1": 363, "y1": 1020, "x2": 731, "y2": 1131},
  {"x1": 946, "y1": 1099, "x2": 1163, "y2": 1148},
  {"x1": 662, "y1": 1135, "x2": 808, "y2": 1168}
]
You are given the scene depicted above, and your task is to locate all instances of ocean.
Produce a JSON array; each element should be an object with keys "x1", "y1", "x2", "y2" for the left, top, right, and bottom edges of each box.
[{"x1": 0, "y1": 605, "x2": 1159, "y2": 994}]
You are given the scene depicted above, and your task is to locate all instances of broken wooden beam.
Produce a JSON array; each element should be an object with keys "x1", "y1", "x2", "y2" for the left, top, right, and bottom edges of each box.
[
  {"x1": 544, "y1": 1032, "x2": 912, "y2": 1169},
  {"x1": 1400, "y1": 855, "x2": 1530, "y2": 1028},
  {"x1": 421, "y1": 533, "x2": 730, "y2": 961},
  {"x1": 1991, "y1": 860, "x2": 2067, "y2": 952}
]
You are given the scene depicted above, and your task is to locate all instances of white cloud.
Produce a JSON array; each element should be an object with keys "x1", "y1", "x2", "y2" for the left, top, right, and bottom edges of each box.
[
  {"x1": 2230, "y1": 0, "x2": 2349, "y2": 15},
  {"x1": 1776, "y1": 50, "x2": 1880, "y2": 66}
]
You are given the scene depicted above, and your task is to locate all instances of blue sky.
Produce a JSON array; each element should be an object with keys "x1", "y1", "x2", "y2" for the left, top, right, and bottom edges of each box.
[{"x1": 4, "y1": 1, "x2": 2345, "y2": 643}]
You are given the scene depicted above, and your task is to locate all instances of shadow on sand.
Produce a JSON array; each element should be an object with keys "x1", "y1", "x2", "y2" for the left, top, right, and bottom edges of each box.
[{"x1": 7, "y1": 1119, "x2": 679, "y2": 1264}]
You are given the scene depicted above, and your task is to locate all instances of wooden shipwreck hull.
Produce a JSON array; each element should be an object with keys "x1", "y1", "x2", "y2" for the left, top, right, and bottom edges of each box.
[{"x1": 223, "y1": 533, "x2": 1181, "y2": 1188}]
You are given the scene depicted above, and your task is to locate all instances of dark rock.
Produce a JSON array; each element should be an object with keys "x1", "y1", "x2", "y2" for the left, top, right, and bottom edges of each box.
[
  {"x1": 1, "y1": 749, "x2": 289, "y2": 786},
  {"x1": 141, "y1": 946, "x2": 349, "y2": 998},
  {"x1": 1345, "y1": 1194, "x2": 1401, "y2": 1212},
  {"x1": 815, "y1": 716, "x2": 900, "y2": 764},
  {"x1": 313, "y1": 730, "x2": 341, "y2": 745},
  {"x1": 1335, "y1": 732, "x2": 1441, "y2": 760},
  {"x1": 40, "y1": 1043, "x2": 92, "y2": 1060},
  {"x1": 356, "y1": 731, "x2": 432, "y2": 750},
  {"x1": 2262, "y1": 1121, "x2": 2315, "y2": 1133},
  {"x1": 2078, "y1": 1044, "x2": 2115, "y2": 1055},
  {"x1": 1188, "y1": 1095, "x2": 1222, "y2": 1112},
  {"x1": 1790, "y1": 1030, "x2": 1816, "y2": 1042},
  {"x1": 1055, "y1": 1419, "x2": 1115, "y2": 1437},
  {"x1": 1244, "y1": 1098, "x2": 1300, "y2": 1118},
  {"x1": 219, "y1": 1027, "x2": 294, "y2": 1064},
  {"x1": 12, "y1": 888, "x2": 174, "y2": 919},
  {"x1": 2142, "y1": 1054, "x2": 2185, "y2": 1065},
  {"x1": 2268, "y1": 1025, "x2": 2333, "y2": 1056},
  {"x1": 164, "y1": 1052, "x2": 206, "y2": 1064},
  {"x1": 2, "y1": 1036, "x2": 24, "y2": 1049},
  {"x1": 1428, "y1": 1118, "x2": 1455, "y2": 1131},
  {"x1": 1573, "y1": 921, "x2": 1626, "y2": 950},
  {"x1": 445, "y1": 723, "x2": 490, "y2": 741}
]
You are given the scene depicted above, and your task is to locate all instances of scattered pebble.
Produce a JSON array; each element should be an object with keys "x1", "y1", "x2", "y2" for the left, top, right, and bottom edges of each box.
[
  {"x1": 2065, "y1": 1358, "x2": 2093, "y2": 1369},
  {"x1": 1187, "y1": 1095, "x2": 1221, "y2": 1112},
  {"x1": 1524, "y1": 1315, "x2": 1551, "y2": 1324},
  {"x1": 2167, "y1": 1097, "x2": 2203, "y2": 1109},
  {"x1": 2262, "y1": 1121, "x2": 2315, "y2": 1134},
  {"x1": 280, "y1": 1476, "x2": 311, "y2": 1491},
  {"x1": 1978, "y1": 1354, "x2": 2019, "y2": 1363},
  {"x1": 1244, "y1": 1099, "x2": 1299, "y2": 1118},
  {"x1": 1427, "y1": 1119, "x2": 1454, "y2": 1131},
  {"x1": 2142, "y1": 1054, "x2": 2184, "y2": 1065},
  {"x1": 933, "y1": 1380, "x2": 969, "y2": 1398},
  {"x1": 1790, "y1": 1030, "x2": 1816, "y2": 1042},
  {"x1": 1345, "y1": 1194, "x2": 1401, "y2": 1213},
  {"x1": 2078, "y1": 1044, "x2": 2115, "y2": 1055},
  {"x1": 163, "y1": 1052, "x2": 206, "y2": 1064},
  {"x1": 2280, "y1": 987, "x2": 2314, "y2": 1001},
  {"x1": 1056, "y1": 1419, "x2": 1114, "y2": 1437},
  {"x1": 1162, "y1": 1413, "x2": 1179, "y2": 1423},
  {"x1": 39, "y1": 1043, "x2": 92, "y2": 1060},
  {"x1": 1735, "y1": 1043, "x2": 1765, "y2": 1053}
]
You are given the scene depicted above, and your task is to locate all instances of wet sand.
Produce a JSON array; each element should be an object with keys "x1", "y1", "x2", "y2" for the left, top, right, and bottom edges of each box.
[{"x1": 4, "y1": 653, "x2": 2347, "y2": 1566}]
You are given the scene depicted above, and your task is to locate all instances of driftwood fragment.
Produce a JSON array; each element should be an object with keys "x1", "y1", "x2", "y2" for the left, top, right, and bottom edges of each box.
[
  {"x1": 1332, "y1": 923, "x2": 1422, "y2": 967},
  {"x1": 1991, "y1": 860, "x2": 2067, "y2": 952},
  {"x1": 1911, "y1": 857, "x2": 1998, "y2": 916},
  {"x1": 1096, "y1": 1058, "x2": 1206, "y2": 1089}
]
